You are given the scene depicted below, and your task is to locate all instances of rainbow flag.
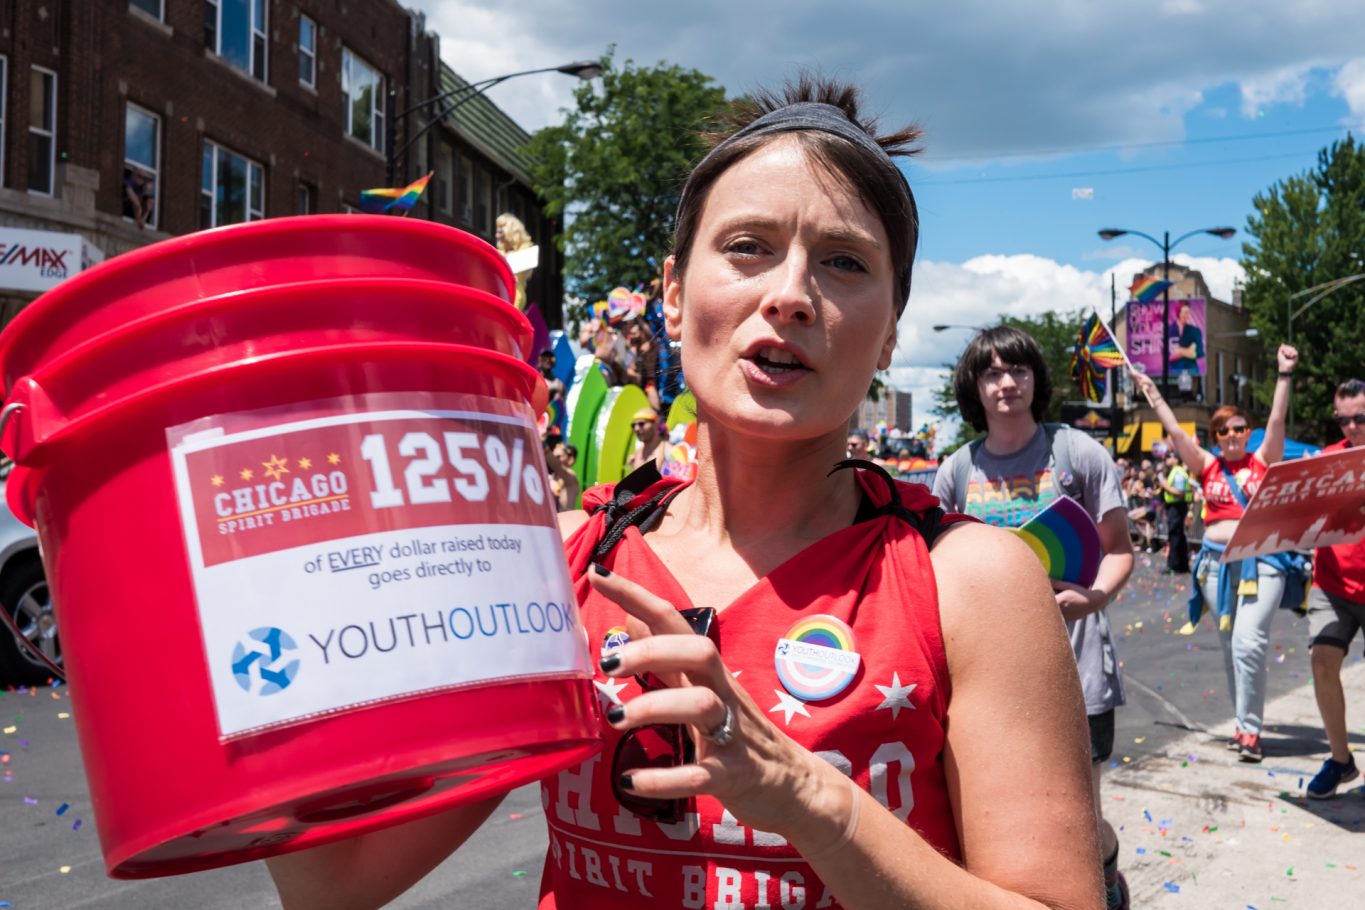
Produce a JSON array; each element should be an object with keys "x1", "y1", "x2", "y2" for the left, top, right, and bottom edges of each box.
[
  {"x1": 1010, "y1": 495, "x2": 1102, "y2": 588},
  {"x1": 1130, "y1": 275, "x2": 1173, "y2": 302},
  {"x1": 1070, "y1": 312, "x2": 1125, "y2": 402},
  {"x1": 359, "y1": 172, "x2": 433, "y2": 215}
]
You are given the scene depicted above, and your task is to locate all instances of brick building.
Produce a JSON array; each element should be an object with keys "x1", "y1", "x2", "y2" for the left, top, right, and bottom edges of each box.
[
  {"x1": 854, "y1": 387, "x2": 913, "y2": 434},
  {"x1": 0, "y1": 0, "x2": 563, "y2": 328}
]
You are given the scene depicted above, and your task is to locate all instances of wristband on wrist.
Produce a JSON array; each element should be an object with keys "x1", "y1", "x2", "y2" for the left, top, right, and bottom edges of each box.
[{"x1": 1278, "y1": 370, "x2": 1294, "y2": 378}]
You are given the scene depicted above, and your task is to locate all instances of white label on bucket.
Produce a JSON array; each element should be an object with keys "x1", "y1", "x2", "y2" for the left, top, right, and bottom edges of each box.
[{"x1": 168, "y1": 394, "x2": 593, "y2": 740}]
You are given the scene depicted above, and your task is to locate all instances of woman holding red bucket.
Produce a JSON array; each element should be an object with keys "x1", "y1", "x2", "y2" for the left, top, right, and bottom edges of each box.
[{"x1": 269, "y1": 77, "x2": 1101, "y2": 909}]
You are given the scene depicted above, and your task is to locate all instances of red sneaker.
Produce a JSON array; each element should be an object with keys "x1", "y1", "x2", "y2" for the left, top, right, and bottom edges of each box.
[
  {"x1": 1239, "y1": 733, "x2": 1263, "y2": 763},
  {"x1": 1226, "y1": 730, "x2": 1243, "y2": 751}
]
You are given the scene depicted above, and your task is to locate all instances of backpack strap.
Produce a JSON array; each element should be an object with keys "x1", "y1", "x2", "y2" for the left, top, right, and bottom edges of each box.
[
  {"x1": 587, "y1": 461, "x2": 686, "y2": 563},
  {"x1": 1042, "y1": 423, "x2": 1084, "y2": 500},
  {"x1": 948, "y1": 437, "x2": 986, "y2": 511}
]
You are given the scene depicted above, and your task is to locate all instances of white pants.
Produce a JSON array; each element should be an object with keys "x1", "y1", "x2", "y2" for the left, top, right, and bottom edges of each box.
[{"x1": 1197, "y1": 559, "x2": 1285, "y2": 736}]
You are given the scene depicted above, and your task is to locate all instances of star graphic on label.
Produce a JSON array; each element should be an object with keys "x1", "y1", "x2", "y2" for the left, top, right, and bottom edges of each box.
[
  {"x1": 297, "y1": 456, "x2": 313, "y2": 470},
  {"x1": 262, "y1": 454, "x2": 291, "y2": 480},
  {"x1": 239, "y1": 467, "x2": 254, "y2": 481},
  {"x1": 210, "y1": 475, "x2": 225, "y2": 487},
  {"x1": 593, "y1": 677, "x2": 629, "y2": 708},
  {"x1": 327, "y1": 452, "x2": 342, "y2": 465},
  {"x1": 874, "y1": 673, "x2": 917, "y2": 720},
  {"x1": 769, "y1": 689, "x2": 812, "y2": 726}
]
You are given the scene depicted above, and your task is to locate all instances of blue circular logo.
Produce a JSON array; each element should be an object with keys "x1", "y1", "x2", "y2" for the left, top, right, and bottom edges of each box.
[{"x1": 231, "y1": 627, "x2": 300, "y2": 695}]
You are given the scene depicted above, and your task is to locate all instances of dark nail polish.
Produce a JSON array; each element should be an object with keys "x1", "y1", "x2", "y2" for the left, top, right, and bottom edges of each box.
[
  {"x1": 606, "y1": 704, "x2": 625, "y2": 724},
  {"x1": 618, "y1": 774, "x2": 634, "y2": 791},
  {"x1": 593, "y1": 563, "x2": 612, "y2": 578},
  {"x1": 599, "y1": 653, "x2": 621, "y2": 673}
]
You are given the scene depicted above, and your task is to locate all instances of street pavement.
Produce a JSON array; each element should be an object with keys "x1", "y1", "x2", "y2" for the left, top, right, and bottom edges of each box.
[{"x1": 0, "y1": 558, "x2": 1359, "y2": 908}]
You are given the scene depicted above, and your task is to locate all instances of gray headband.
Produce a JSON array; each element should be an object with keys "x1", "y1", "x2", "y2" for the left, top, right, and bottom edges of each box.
[{"x1": 677, "y1": 102, "x2": 916, "y2": 307}]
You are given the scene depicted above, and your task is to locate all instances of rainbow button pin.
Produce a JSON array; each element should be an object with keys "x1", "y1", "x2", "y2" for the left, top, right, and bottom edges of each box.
[{"x1": 774, "y1": 614, "x2": 861, "y2": 702}]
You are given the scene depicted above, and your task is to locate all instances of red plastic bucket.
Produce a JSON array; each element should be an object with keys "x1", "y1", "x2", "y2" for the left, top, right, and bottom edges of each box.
[{"x1": 0, "y1": 217, "x2": 601, "y2": 877}]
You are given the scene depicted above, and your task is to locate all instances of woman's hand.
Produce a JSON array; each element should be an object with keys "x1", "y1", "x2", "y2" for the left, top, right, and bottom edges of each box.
[
  {"x1": 587, "y1": 566, "x2": 847, "y2": 844},
  {"x1": 1277, "y1": 344, "x2": 1299, "y2": 374},
  {"x1": 1129, "y1": 367, "x2": 1160, "y2": 406},
  {"x1": 1052, "y1": 579, "x2": 1107, "y2": 622}
]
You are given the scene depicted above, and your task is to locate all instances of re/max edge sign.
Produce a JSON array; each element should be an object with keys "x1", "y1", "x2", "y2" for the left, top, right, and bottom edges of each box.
[{"x1": 0, "y1": 227, "x2": 102, "y2": 293}]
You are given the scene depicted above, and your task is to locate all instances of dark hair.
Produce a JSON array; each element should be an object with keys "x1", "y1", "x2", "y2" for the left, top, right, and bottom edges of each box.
[
  {"x1": 1336, "y1": 378, "x2": 1365, "y2": 399},
  {"x1": 1208, "y1": 405, "x2": 1248, "y2": 439},
  {"x1": 847, "y1": 428, "x2": 870, "y2": 443},
  {"x1": 671, "y1": 75, "x2": 922, "y2": 318},
  {"x1": 952, "y1": 326, "x2": 1053, "y2": 431}
]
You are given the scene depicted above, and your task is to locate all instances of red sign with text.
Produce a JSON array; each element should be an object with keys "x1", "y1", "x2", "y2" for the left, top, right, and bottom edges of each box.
[
  {"x1": 1223, "y1": 446, "x2": 1365, "y2": 561},
  {"x1": 177, "y1": 407, "x2": 554, "y2": 568}
]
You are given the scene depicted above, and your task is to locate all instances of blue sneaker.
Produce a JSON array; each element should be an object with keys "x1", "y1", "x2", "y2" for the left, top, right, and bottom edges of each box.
[{"x1": 1306, "y1": 756, "x2": 1359, "y2": 800}]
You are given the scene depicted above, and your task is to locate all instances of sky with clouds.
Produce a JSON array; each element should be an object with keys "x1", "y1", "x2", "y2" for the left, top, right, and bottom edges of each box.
[{"x1": 408, "y1": 0, "x2": 1364, "y2": 434}]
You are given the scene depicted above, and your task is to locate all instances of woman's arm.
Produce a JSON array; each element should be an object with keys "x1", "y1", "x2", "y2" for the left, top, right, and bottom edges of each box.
[
  {"x1": 1256, "y1": 345, "x2": 1298, "y2": 466},
  {"x1": 1130, "y1": 368, "x2": 1211, "y2": 476},
  {"x1": 589, "y1": 526, "x2": 1101, "y2": 910},
  {"x1": 267, "y1": 796, "x2": 505, "y2": 910}
]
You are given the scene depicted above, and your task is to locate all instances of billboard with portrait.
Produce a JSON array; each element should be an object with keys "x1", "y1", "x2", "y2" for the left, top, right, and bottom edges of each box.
[{"x1": 1125, "y1": 298, "x2": 1206, "y2": 377}]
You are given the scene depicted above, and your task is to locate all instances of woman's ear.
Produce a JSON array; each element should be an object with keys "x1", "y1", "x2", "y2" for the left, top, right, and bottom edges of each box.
[
  {"x1": 663, "y1": 256, "x2": 684, "y2": 341},
  {"x1": 876, "y1": 321, "x2": 898, "y2": 372}
]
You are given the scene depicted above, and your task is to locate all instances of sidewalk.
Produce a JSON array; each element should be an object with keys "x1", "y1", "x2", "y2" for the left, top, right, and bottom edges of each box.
[{"x1": 1107, "y1": 657, "x2": 1365, "y2": 907}]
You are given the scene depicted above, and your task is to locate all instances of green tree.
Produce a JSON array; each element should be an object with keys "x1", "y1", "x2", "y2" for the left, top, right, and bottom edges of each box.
[
  {"x1": 1241, "y1": 135, "x2": 1365, "y2": 444},
  {"x1": 525, "y1": 52, "x2": 728, "y2": 319},
  {"x1": 931, "y1": 310, "x2": 1090, "y2": 453}
]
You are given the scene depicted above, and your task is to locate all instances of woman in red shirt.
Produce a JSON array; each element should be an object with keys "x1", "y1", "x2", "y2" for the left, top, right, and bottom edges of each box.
[
  {"x1": 1131, "y1": 348, "x2": 1297, "y2": 763},
  {"x1": 268, "y1": 78, "x2": 1101, "y2": 910}
]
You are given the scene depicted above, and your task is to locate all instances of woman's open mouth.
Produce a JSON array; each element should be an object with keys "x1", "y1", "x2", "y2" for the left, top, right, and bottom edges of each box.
[{"x1": 740, "y1": 345, "x2": 812, "y2": 386}]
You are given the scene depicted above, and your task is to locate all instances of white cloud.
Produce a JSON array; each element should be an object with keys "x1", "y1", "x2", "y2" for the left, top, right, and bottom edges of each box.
[
  {"x1": 406, "y1": 0, "x2": 1365, "y2": 159},
  {"x1": 1238, "y1": 64, "x2": 1314, "y2": 117},
  {"x1": 1333, "y1": 58, "x2": 1365, "y2": 130}
]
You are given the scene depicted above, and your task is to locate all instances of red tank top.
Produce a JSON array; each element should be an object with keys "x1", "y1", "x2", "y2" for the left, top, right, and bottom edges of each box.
[
  {"x1": 537, "y1": 471, "x2": 963, "y2": 909},
  {"x1": 1314, "y1": 440, "x2": 1365, "y2": 603},
  {"x1": 1199, "y1": 454, "x2": 1268, "y2": 523}
]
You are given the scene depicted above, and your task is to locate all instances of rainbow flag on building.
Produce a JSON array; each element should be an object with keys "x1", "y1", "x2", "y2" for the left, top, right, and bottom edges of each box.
[
  {"x1": 359, "y1": 172, "x2": 433, "y2": 215},
  {"x1": 1129, "y1": 275, "x2": 1173, "y2": 302},
  {"x1": 1070, "y1": 312, "x2": 1126, "y2": 402}
]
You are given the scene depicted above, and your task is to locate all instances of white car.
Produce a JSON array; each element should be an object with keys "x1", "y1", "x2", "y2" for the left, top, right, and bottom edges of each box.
[{"x1": 0, "y1": 475, "x2": 57, "y2": 685}]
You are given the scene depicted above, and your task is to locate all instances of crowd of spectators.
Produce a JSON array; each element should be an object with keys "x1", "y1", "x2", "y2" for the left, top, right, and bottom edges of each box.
[{"x1": 1115, "y1": 444, "x2": 1198, "y2": 571}]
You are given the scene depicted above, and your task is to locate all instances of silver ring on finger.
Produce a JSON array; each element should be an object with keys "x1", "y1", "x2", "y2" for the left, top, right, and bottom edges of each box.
[{"x1": 701, "y1": 703, "x2": 736, "y2": 747}]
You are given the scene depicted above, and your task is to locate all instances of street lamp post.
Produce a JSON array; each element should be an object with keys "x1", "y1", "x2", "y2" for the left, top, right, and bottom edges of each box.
[
  {"x1": 1284, "y1": 272, "x2": 1365, "y2": 435},
  {"x1": 385, "y1": 60, "x2": 602, "y2": 187},
  {"x1": 1098, "y1": 225, "x2": 1236, "y2": 401}
]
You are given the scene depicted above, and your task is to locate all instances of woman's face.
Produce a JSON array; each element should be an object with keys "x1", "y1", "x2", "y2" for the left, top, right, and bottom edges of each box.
[
  {"x1": 663, "y1": 138, "x2": 897, "y2": 441},
  {"x1": 1216, "y1": 417, "x2": 1252, "y2": 459}
]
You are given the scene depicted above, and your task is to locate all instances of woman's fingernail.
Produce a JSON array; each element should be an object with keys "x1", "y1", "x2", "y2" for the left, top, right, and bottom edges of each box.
[
  {"x1": 593, "y1": 563, "x2": 612, "y2": 578},
  {"x1": 599, "y1": 653, "x2": 621, "y2": 673},
  {"x1": 606, "y1": 704, "x2": 625, "y2": 724},
  {"x1": 617, "y1": 774, "x2": 635, "y2": 791}
]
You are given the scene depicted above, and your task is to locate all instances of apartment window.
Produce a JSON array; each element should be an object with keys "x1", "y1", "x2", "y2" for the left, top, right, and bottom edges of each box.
[
  {"x1": 296, "y1": 182, "x2": 317, "y2": 214},
  {"x1": 0, "y1": 58, "x2": 7, "y2": 182},
  {"x1": 201, "y1": 141, "x2": 264, "y2": 228},
  {"x1": 123, "y1": 104, "x2": 160, "y2": 229},
  {"x1": 130, "y1": 0, "x2": 163, "y2": 19},
  {"x1": 437, "y1": 144, "x2": 454, "y2": 214},
  {"x1": 28, "y1": 67, "x2": 57, "y2": 195},
  {"x1": 205, "y1": 0, "x2": 267, "y2": 82},
  {"x1": 342, "y1": 49, "x2": 384, "y2": 152},
  {"x1": 298, "y1": 16, "x2": 316, "y2": 88},
  {"x1": 457, "y1": 151, "x2": 473, "y2": 223},
  {"x1": 474, "y1": 166, "x2": 491, "y2": 235}
]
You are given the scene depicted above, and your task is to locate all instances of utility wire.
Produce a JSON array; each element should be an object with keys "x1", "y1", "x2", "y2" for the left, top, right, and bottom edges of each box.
[
  {"x1": 918, "y1": 124, "x2": 1351, "y2": 163},
  {"x1": 914, "y1": 150, "x2": 1317, "y2": 186}
]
